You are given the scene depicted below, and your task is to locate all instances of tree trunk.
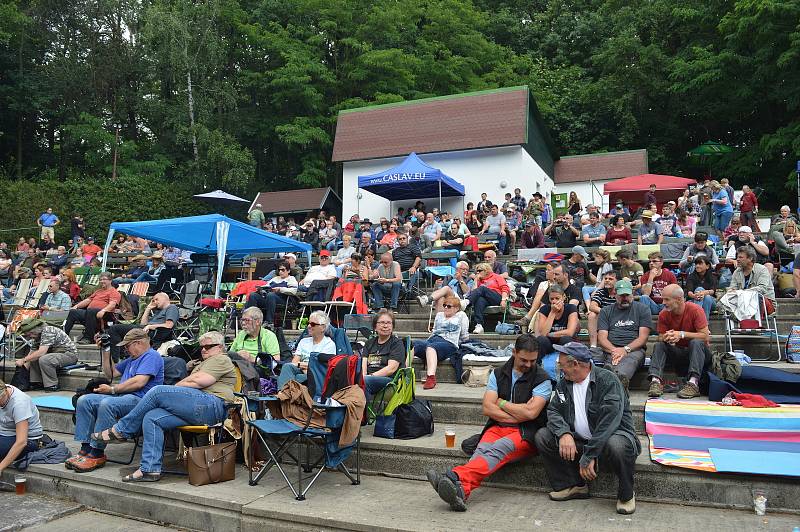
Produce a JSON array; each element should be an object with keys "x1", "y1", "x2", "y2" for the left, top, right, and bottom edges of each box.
[
  {"x1": 187, "y1": 70, "x2": 198, "y2": 161},
  {"x1": 16, "y1": 31, "x2": 23, "y2": 179}
]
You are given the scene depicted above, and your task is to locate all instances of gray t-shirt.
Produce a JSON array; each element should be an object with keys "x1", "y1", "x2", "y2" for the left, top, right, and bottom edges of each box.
[
  {"x1": 485, "y1": 213, "x2": 507, "y2": 234},
  {"x1": 149, "y1": 304, "x2": 179, "y2": 325},
  {"x1": 598, "y1": 301, "x2": 653, "y2": 348},
  {"x1": 0, "y1": 386, "x2": 43, "y2": 438}
]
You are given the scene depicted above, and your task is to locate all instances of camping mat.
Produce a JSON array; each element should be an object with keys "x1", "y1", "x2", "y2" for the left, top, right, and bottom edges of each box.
[
  {"x1": 32, "y1": 395, "x2": 75, "y2": 411},
  {"x1": 645, "y1": 399, "x2": 800, "y2": 474}
]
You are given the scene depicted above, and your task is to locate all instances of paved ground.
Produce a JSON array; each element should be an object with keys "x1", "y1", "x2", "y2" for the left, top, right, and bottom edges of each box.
[
  {"x1": 24, "y1": 510, "x2": 182, "y2": 531},
  {"x1": 0, "y1": 491, "x2": 81, "y2": 531}
]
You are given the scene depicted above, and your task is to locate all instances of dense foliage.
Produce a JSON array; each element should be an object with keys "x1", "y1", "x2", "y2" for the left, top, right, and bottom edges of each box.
[{"x1": 1, "y1": 0, "x2": 798, "y2": 219}]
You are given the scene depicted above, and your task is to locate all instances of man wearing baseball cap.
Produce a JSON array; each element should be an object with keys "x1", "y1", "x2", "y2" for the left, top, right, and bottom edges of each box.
[
  {"x1": 67, "y1": 328, "x2": 164, "y2": 473},
  {"x1": 297, "y1": 249, "x2": 337, "y2": 301},
  {"x1": 15, "y1": 318, "x2": 78, "y2": 392},
  {"x1": 595, "y1": 279, "x2": 653, "y2": 390},
  {"x1": 535, "y1": 341, "x2": 639, "y2": 515}
]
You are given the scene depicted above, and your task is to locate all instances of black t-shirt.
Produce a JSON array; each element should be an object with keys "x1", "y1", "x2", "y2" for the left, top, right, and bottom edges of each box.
[
  {"x1": 563, "y1": 259, "x2": 588, "y2": 288},
  {"x1": 553, "y1": 225, "x2": 578, "y2": 247},
  {"x1": 538, "y1": 303, "x2": 578, "y2": 334},
  {"x1": 685, "y1": 270, "x2": 718, "y2": 296},
  {"x1": 363, "y1": 335, "x2": 405, "y2": 375},
  {"x1": 71, "y1": 217, "x2": 85, "y2": 237},
  {"x1": 548, "y1": 283, "x2": 582, "y2": 305},
  {"x1": 392, "y1": 244, "x2": 421, "y2": 271},
  {"x1": 727, "y1": 236, "x2": 768, "y2": 264}
]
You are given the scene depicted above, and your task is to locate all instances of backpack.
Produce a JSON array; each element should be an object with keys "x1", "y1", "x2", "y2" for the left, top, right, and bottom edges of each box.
[
  {"x1": 710, "y1": 351, "x2": 742, "y2": 382},
  {"x1": 393, "y1": 399, "x2": 434, "y2": 439},
  {"x1": 785, "y1": 325, "x2": 800, "y2": 363}
]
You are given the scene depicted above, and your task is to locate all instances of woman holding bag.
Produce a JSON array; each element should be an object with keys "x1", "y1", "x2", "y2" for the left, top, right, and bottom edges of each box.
[
  {"x1": 414, "y1": 294, "x2": 469, "y2": 390},
  {"x1": 91, "y1": 331, "x2": 236, "y2": 483}
]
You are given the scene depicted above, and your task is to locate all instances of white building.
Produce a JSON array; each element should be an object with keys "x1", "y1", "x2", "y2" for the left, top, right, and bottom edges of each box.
[{"x1": 332, "y1": 86, "x2": 559, "y2": 221}]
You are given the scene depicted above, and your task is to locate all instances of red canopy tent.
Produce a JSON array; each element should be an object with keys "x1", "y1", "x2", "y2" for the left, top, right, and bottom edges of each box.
[{"x1": 604, "y1": 173, "x2": 697, "y2": 212}]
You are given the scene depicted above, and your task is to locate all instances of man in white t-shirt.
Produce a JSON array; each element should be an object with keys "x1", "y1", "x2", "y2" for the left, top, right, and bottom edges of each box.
[{"x1": 534, "y1": 342, "x2": 640, "y2": 515}]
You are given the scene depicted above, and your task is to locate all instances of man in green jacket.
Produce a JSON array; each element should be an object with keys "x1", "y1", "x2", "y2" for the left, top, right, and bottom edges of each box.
[
  {"x1": 248, "y1": 203, "x2": 266, "y2": 228},
  {"x1": 534, "y1": 342, "x2": 640, "y2": 515}
]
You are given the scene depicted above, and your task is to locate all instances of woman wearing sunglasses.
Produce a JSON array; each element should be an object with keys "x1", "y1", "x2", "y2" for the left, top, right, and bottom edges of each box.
[
  {"x1": 91, "y1": 331, "x2": 236, "y2": 482},
  {"x1": 414, "y1": 294, "x2": 469, "y2": 389},
  {"x1": 277, "y1": 311, "x2": 336, "y2": 389}
]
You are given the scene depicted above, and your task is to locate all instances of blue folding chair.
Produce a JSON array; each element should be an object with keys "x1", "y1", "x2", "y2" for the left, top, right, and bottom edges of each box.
[{"x1": 245, "y1": 347, "x2": 362, "y2": 500}]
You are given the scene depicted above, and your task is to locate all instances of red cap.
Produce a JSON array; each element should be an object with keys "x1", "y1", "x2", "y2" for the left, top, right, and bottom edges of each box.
[{"x1": 319, "y1": 250, "x2": 331, "y2": 257}]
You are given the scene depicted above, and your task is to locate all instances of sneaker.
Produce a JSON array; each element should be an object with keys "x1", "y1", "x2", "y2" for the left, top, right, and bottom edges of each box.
[
  {"x1": 426, "y1": 469, "x2": 442, "y2": 491},
  {"x1": 417, "y1": 295, "x2": 429, "y2": 306},
  {"x1": 65, "y1": 451, "x2": 89, "y2": 470},
  {"x1": 549, "y1": 484, "x2": 589, "y2": 501},
  {"x1": 616, "y1": 494, "x2": 636, "y2": 515},
  {"x1": 43, "y1": 386, "x2": 60, "y2": 393},
  {"x1": 648, "y1": 379, "x2": 663, "y2": 398},
  {"x1": 423, "y1": 375, "x2": 437, "y2": 390},
  {"x1": 71, "y1": 454, "x2": 107, "y2": 473},
  {"x1": 677, "y1": 381, "x2": 700, "y2": 399},
  {"x1": 436, "y1": 475, "x2": 467, "y2": 511},
  {"x1": 472, "y1": 324, "x2": 484, "y2": 334}
]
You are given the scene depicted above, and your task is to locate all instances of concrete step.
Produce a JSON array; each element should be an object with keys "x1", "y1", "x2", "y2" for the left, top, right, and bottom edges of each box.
[{"x1": 7, "y1": 435, "x2": 799, "y2": 530}]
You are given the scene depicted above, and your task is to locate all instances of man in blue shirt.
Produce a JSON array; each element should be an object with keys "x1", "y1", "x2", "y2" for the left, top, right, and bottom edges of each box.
[
  {"x1": 68, "y1": 328, "x2": 164, "y2": 472},
  {"x1": 426, "y1": 334, "x2": 551, "y2": 511},
  {"x1": 37, "y1": 207, "x2": 60, "y2": 242}
]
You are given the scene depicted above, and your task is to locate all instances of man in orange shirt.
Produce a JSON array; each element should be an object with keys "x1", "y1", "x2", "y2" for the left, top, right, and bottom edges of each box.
[
  {"x1": 64, "y1": 272, "x2": 121, "y2": 344},
  {"x1": 81, "y1": 236, "x2": 103, "y2": 262}
]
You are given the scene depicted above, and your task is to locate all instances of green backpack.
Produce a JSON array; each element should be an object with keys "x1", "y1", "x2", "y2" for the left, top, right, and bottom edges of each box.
[{"x1": 711, "y1": 351, "x2": 742, "y2": 383}]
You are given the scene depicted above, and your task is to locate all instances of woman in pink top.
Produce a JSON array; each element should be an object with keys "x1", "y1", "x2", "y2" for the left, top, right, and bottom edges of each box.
[{"x1": 466, "y1": 262, "x2": 510, "y2": 334}]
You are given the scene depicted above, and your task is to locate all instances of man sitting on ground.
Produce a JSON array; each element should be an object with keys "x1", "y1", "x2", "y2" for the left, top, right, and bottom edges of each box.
[
  {"x1": 103, "y1": 292, "x2": 178, "y2": 361},
  {"x1": 67, "y1": 328, "x2": 164, "y2": 472},
  {"x1": 648, "y1": 284, "x2": 711, "y2": 399},
  {"x1": 64, "y1": 272, "x2": 121, "y2": 344},
  {"x1": 638, "y1": 252, "x2": 677, "y2": 314},
  {"x1": 595, "y1": 279, "x2": 653, "y2": 390},
  {"x1": 535, "y1": 342, "x2": 639, "y2": 515},
  {"x1": 16, "y1": 318, "x2": 78, "y2": 392},
  {"x1": 370, "y1": 252, "x2": 402, "y2": 310},
  {"x1": 426, "y1": 334, "x2": 550, "y2": 511}
]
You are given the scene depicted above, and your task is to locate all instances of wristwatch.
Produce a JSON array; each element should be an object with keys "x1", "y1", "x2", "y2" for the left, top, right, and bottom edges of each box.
[{"x1": 623, "y1": 346, "x2": 632, "y2": 353}]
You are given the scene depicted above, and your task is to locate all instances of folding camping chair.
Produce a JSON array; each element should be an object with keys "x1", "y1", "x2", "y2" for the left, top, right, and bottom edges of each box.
[
  {"x1": 722, "y1": 292, "x2": 781, "y2": 362},
  {"x1": 10, "y1": 279, "x2": 32, "y2": 307},
  {"x1": 245, "y1": 350, "x2": 362, "y2": 500},
  {"x1": 343, "y1": 313, "x2": 374, "y2": 345},
  {"x1": 26, "y1": 281, "x2": 49, "y2": 309},
  {"x1": 173, "y1": 280, "x2": 203, "y2": 340},
  {"x1": 396, "y1": 270, "x2": 421, "y2": 314}
]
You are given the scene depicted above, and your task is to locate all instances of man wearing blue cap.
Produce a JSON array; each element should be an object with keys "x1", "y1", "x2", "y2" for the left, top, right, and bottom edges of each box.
[{"x1": 535, "y1": 342, "x2": 640, "y2": 515}]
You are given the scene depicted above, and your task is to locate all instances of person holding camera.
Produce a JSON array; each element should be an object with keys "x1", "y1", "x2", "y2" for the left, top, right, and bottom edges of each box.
[
  {"x1": 102, "y1": 292, "x2": 178, "y2": 362},
  {"x1": 544, "y1": 213, "x2": 580, "y2": 248}
]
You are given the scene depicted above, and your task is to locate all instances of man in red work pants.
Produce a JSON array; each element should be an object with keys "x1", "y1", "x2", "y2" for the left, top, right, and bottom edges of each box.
[{"x1": 425, "y1": 334, "x2": 551, "y2": 511}]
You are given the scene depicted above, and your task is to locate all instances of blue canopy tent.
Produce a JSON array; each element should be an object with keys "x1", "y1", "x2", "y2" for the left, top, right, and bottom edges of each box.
[
  {"x1": 101, "y1": 214, "x2": 312, "y2": 298},
  {"x1": 358, "y1": 152, "x2": 465, "y2": 213}
]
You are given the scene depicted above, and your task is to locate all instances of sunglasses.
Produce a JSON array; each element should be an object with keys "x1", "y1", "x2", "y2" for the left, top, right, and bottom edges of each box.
[
  {"x1": 277, "y1": 268, "x2": 287, "y2": 271},
  {"x1": 442, "y1": 304, "x2": 455, "y2": 309},
  {"x1": 200, "y1": 343, "x2": 220, "y2": 351},
  {"x1": 308, "y1": 322, "x2": 323, "y2": 327}
]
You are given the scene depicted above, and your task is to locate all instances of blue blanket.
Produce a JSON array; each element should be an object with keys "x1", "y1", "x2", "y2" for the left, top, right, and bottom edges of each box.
[
  {"x1": 32, "y1": 395, "x2": 75, "y2": 411},
  {"x1": 707, "y1": 366, "x2": 800, "y2": 404}
]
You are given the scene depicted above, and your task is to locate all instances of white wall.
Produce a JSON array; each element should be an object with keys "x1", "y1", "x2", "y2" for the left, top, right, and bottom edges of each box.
[
  {"x1": 341, "y1": 146, "x2": 553, "y2": 221},
  {"x1": 552, "y1": 179, "x2": 615, "y2": 213}
]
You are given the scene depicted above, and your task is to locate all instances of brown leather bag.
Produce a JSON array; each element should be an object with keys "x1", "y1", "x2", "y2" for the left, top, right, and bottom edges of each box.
[{"x1": 186, "y1": 441, "x2": 237, "y2": 486}]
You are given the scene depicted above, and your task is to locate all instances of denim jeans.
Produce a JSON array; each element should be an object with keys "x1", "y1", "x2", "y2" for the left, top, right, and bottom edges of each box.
[
  {"x1": 687, "y1": 287, "x2": 715, "y2": 320},
  {"x1": 114, "y1": 385, "x2": 225, "y2": 473},
  {"x1": 277, "y1": 363, "x2": 307, "y2": 390},
  {"x1": 486, "y1": 232, "x2": 507, "y2": 254},
  {"x1": 534, "y1": 427, "x2": 637, "y2": 501},
  {"x1": 246, "y1": 290, "x2": 287, "y2": 324},
  {"x1": 467, "y1": 285, "x2": 502, "y2": 326},
  {"x1": 364, "y1": 375, "x2": 392, "y2": 398},
  {"x1": 75, "y1": 393, "x2": 141, "y2": 450},
  {"x1": 134, "y1": 273, "x2": 158, "y2": 283},
  {"x1": 638, "y1": 295, "x2": 664, "y2": 314},
  {"x1": 372, "y1": 281, "x2": 401, "y2": 309},
  {"x1": 0, "y1": 435, "x2": 38, "y2": 461},
  {"x1": 413, "y1": 335, "x2": 459, "y2": 361},
  {"x1": 714, "y1": 211, "x2": 733, "y2": 232},
  {"x1": 581, "y1": 285, "x2": 597, "y2": 302}
]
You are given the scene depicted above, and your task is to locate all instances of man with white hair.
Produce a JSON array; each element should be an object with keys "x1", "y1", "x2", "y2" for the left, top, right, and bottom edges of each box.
[
  {"x1": 248, "y1": 203, "x2": 266, "y2": 228},
  {"x1": 648, "y1": 284, "x2": 711, "y2": 399},
  {"x1": 418, "y1": 261, "x2": 473, "y2": 310}
]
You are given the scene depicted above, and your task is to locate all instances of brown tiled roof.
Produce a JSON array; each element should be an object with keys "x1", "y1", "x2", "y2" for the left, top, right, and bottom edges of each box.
[
  {"x1": 250, "y1": 187, "x2": 339, "y2": 214},
  {"x1": 332, "y1": 87, "x2": 531, "y2": 162},
  {"x1": 554, "y1": 150, "x2": 648, "y2": 184}
]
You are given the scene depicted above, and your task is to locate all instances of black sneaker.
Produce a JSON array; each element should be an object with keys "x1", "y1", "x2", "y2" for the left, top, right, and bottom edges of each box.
[
  {"x1": 43, "y1": 385, "x2": 60, "y2": 393},
  {"x1": 426, "y1": 469, "x2": 442, "y2": 491},
  {"x1": 437, "y1": 474, "x2": 467, "y2": 512}
]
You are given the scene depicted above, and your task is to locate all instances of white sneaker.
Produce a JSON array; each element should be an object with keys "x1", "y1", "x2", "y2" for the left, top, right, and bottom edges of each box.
[
  {"x1": 417, "y1": 295, "x2": 429, "y2": 306},
  {"x1": 473, "y1": 324, "x2": 484, "y2": 334}
]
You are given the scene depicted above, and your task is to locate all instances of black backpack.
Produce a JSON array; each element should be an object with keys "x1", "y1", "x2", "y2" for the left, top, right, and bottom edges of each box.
[{"x1": 393, "y1": 399, "x2": 434, "y2": 439}]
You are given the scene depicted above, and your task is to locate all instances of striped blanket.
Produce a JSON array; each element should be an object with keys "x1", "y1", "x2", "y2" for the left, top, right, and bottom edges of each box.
[{"x1": 645, "y1": 399, "x2": 800, "y2": 474}]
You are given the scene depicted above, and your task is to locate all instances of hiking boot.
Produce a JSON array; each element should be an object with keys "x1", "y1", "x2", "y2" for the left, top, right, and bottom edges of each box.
[
  {"x1": 648, "y1": 379, "x2": 663, "y2": 398},
  {"x1": 617, "y1": 494, "x2": 636, "y2": 515},
  {"x1": 437, "y1": 474, "x2": 467, "y2": 511},
  {"x1": 71, "y1": 455, "x2": 107, "y2": 473},
  {"x1": 677, "y1": 381, "x2": 700, "y2": 399},
  {"x1": 417, "y1": 295, "x2": 429, "y2": 306},
  {"x1": 549, "y1": 484, "x2": 589, "y2": 501},
  {"x1": 472, "y1": 324, "x2": 484, "y2": 334},
  {"x1": 426, "y1": 469, "x2": 442, "y2": 491},
  {"x1": 423, "y1": 375, "x2": 437, "y2": 390},
  {"x1": 617, "y1": 374, "x2": 630, "y2": 392},
  {"x1": 65, "y1": 451, "x2": 89, "y2": 470}
]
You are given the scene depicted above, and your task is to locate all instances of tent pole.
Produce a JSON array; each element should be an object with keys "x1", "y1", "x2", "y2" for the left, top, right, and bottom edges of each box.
[
  {"x1": 439, "y1": 180, "x2": 442, "y2": 212},
  {"x1": 101, "y1": 229, "x2": 115, "y2": 272}
]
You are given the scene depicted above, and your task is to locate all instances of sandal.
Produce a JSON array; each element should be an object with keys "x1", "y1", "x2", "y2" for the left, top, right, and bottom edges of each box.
[
  {"x1": 122, "y1": 471, "x2": 161, "y2": 483},
  {"x1": 91, "y1": 428, "x2": 128, "y2": 444}
]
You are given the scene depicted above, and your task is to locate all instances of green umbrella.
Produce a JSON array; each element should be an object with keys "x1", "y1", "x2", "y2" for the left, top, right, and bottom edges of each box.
[{"x1": 687, "y1": 140, "x2": 733, "y2": 159}]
